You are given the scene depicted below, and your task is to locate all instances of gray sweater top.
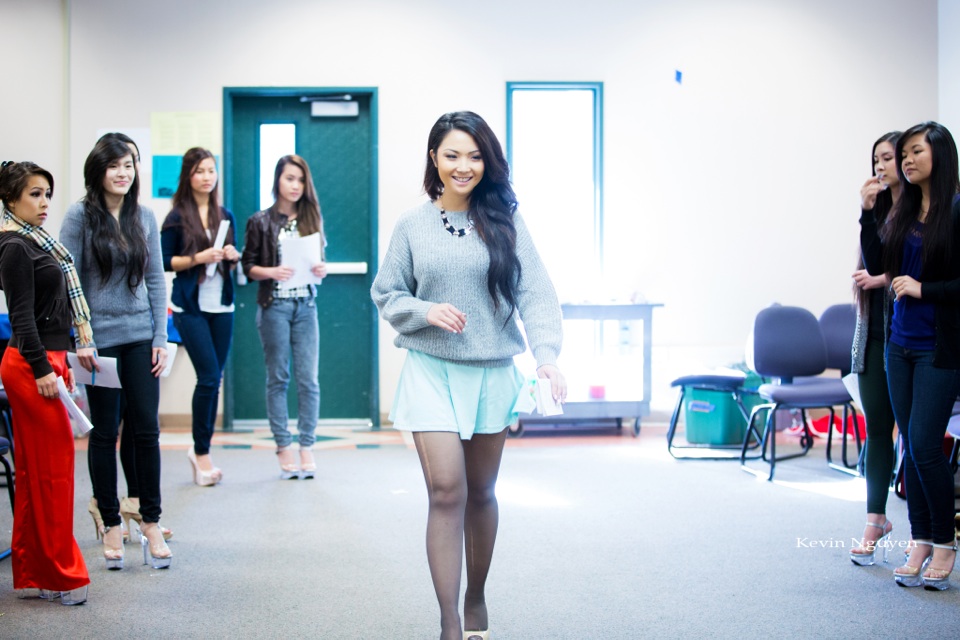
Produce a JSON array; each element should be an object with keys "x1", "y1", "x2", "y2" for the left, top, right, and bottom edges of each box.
[
  {"x1": 372, "y1": 201, "x2": 562, "y2": 368},
  {"x1": 60, "y1": 202, "x2": 168, "y2": 350}
]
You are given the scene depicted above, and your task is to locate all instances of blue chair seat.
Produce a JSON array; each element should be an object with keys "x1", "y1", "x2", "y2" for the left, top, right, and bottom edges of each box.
[{"x1": 758, "y1": 381, "x2": 851, "y2": 407}]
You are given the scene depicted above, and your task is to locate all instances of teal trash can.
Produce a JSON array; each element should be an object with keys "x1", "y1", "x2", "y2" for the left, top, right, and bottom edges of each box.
[{"x1": 683, "y1": 374, "x2": 765, "y2": 445}]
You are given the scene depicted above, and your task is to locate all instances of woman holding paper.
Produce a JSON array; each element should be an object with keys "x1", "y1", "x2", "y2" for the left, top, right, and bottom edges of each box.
[
  {"x1": 161, "y1": 148, "x2": 239, "y2": 487},
  {"x1": 241, "y1": 154, "x2": 326, "y2": 479},
  {"x1": 60, "y1": 136, "x2": 172, "y2": 570},
  {"x1": 371, "y1": 111, "x2": 565, "y2": 639},
  {"x1": 0, "y1": 160, "x2": 90, "y2": 604}
]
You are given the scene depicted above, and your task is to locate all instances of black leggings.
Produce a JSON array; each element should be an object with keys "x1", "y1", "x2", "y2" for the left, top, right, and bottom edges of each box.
[
  {"x1": 859, "y1": 336, "x2": 897, "y2": 514},
  {"x1": 86, "y1": 341, "x2": 162, "y2": 526}
]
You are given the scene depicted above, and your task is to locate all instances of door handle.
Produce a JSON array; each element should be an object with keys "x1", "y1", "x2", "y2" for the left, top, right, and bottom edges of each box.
[{"x1": 325, "y1": 261, "x2": 368, "y2": 275}]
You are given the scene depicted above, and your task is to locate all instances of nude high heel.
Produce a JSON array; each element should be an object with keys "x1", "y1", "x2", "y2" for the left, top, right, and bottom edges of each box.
[
  {"x1": 277, "y1": 447, "x2": 299, "y2": 480},
  {"x1": 88, "y1": 497, "x2": 104, "y2": 540},
  {"x1": 140, "y1": 522, "x2": 173, "y2": 569},
  {"x1": 464, "y1": 631, "x2": 491, "y2": 640},
  {"x1": 187, "y1": 448, "x2": 220, "y2": 486},
  {"x1": 299, "y1": 448, "x2": 316, "y2": 480}
]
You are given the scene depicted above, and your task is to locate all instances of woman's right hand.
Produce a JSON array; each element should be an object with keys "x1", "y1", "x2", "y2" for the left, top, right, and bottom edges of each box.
[
  {"x1": 271, "y1": 265, "x2": 295, "y2": 282},
  {"x1": 36, "y1": 372, "x2": 58, "y2": 399},
  {"x1": 427, "y1": 303, "x2": 467, "y2": 333},
  {"x1": 860, "y1": 176, "x2": 885, "y2": 210},
  {"x1": 852, "y1": 269, "x2": 888, "y2": 290},
  {"x1": 76, "y1": 347, "x2": 100, "y2": 373}
]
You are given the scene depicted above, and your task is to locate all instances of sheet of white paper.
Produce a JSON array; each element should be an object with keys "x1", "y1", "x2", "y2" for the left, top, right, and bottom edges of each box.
[
  {"x1": 535, "y1": 378, "x2": 564, "y2": 416},
  {"x1": 511, "y1": 379, "x2": 537, "y2": 414},
  {"x1": 205, "y1": 220, "x2": 231, "y2": 279},
  {"x1": 841, "y1": 372, "x2": 863, "y2": 412},
  {"x1": 278, "y1": 232, "x2": 324, "y2": 290},
  {"x1": 161, "y1": 342, "x2": 178, "y2": 378},
  {"x1": 57, "y1": 376, "x2": 93, "y2": 434},
  {"x1": 67, "y1": 353, "x2": 121, "y2": 388}
]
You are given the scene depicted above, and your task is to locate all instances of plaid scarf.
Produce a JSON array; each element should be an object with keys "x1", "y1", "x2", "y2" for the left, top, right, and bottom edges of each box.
[{"x1": 2, "y1": 208, "x2": 94, "y2": 346}]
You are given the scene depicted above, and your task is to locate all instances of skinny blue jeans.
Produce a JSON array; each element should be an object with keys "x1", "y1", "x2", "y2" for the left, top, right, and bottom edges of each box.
[
  {"x1": 256, "y1": 297, "x2": 320, "y2": 449},
  {"x1": 174, "y1": 310, "x2": 234, "y2": 456},
  {"x1": 885, "y1": 342, "x2": 960, "y2": 544}
]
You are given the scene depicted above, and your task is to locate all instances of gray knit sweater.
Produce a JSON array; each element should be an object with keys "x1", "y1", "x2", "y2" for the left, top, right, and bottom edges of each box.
[
  {"x1": 60, "y1": 202, "x2": 168, "y2": 350},
  {"x1": 372, "y1": 201, "x2": 561, "y2": 368}
]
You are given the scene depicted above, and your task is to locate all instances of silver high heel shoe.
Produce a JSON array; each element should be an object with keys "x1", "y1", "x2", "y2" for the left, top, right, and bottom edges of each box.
[
  {"x1": 850, "y1": 519, "x2": 893, "y2": 566},
  {"x1": 921, "y1": 542, "x2": 958, "y2": 591},
  {"x1": 894, "y1": 541, "x2": 932, "y2": 587},
  {"x1": 140, "y1": 522, "x2": 173, "y2": 569},
  {"x1": 17, "y1": 586, "x2": 88, "y2": 605}
]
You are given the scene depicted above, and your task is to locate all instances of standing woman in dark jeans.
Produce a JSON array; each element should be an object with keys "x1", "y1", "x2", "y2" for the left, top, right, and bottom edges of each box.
[
  {"x1": 861, "y1": 121, "x2": 960, "y2": 590},
  {"x1": 849, "y1": 131, "x2": 900, "y2": 565},
  {"x1": 0, "y1": 161, "x2": 90, "y2": 604},
  {"x1": 162, "y1": 147, "x2": 240, "y2": 486},
  {"x1": 60, "y1": 136, "x2": 172, "y2": 570}
]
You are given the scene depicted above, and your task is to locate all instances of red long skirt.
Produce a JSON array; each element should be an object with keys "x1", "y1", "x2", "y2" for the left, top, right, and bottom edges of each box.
[{"x1": 0, "y1": 348, "x2": 89, "y2": 591}]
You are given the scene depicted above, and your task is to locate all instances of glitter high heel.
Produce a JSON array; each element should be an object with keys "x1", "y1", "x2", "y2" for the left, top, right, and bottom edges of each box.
[
  {"x1": 850, "y1": 519, "x2": 892, "y2": 566},
  {"x1": 921, "y1": 542, "x2": 957, "y2": 591},
  {"x1": 894, "y1": 540, "x2": 932, "y2": 588},
  {"x1": 102, "y1": 524, "x2": 124, "y2": 570},
  {"x1": 120, "y1": 496, "x2": 173, "y2": 542},
  {"x1": 140, "y1": 522, "x2": 172, "y2": 569}
]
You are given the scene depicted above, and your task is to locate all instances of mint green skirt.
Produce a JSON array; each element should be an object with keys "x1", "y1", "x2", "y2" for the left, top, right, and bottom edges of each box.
[{"x1": 390, "y1": 350, "x2": 525, "y2": 440}]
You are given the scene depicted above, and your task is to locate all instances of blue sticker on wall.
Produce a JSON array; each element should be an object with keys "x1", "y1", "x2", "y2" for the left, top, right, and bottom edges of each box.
[
  {"x1": 675, "y1": 70, "x2": 683, "y2": 84},
  {"x1": 153, "y1": 155, "x2": 182, "y2": 198}
]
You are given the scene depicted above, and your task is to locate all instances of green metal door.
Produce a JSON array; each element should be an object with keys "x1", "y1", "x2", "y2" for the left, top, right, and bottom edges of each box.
[{"x1": 223, "y1": 88, "x2": 379, "y2": 427}]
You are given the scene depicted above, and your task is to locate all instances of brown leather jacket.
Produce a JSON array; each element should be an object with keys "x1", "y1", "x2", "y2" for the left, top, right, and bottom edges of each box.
[{"x1": 241, "y1": 206, "x2": 326, "y2": 308}]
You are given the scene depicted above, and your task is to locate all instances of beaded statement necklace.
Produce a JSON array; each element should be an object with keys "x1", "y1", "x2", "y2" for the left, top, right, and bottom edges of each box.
[{"x1": 439, "y1": 202, "x2": 474, "y2": 237}]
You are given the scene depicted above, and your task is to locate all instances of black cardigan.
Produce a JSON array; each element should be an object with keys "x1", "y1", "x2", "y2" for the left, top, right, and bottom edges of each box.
[
  {"x1": 860, "y1": 199, "x2": 960, "y2": 368},
  {"x1": 0, "y1": 233, "x2": 73, "y2": 378}
]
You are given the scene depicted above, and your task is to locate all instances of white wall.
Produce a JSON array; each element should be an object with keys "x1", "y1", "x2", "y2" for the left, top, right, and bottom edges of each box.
[{"x1": 2, "y1": 0, "x2": 944, "y2": 419}]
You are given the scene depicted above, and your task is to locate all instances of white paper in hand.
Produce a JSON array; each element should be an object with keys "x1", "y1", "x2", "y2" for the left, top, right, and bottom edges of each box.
[
  {"x1": 206, "y1": 220, "x2": 231, "y2": 279},
  {"x1": 278, "y1": 232, "x2": 324, "y2": 290},
  {"x1": 57, "y1": 376, "x2": 93, "y2": 434},
  {"x1": 534, "y1": 378, "x2": 564, "y2": 416},
  {"x1": 161, "y1": 343, "x2": 178, "y2": 377}
]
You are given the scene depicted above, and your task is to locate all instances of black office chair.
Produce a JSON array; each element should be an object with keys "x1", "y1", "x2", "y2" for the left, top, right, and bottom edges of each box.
[
  {"x1": 740, "y1": 305, "x2": 853, "y2": 481},
  {"x1": 815, "y1": 304, "x2": 862, "y2": 475}
]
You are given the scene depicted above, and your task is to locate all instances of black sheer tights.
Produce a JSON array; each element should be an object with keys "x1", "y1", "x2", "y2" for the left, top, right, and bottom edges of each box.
[{"x1": 413, "y1": 430, "x2": 508, "y2": 640}]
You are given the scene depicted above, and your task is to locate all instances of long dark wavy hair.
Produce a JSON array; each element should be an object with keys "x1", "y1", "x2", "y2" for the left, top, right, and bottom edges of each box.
[
  {"x1": 82, "y1": 136, "x2": 147, "y2": 293},
  {"x1": 165, "y1": 147, "x2": 232, "y2": 279},
  {"x1": 882, "y1": 121, "x2": 960, "y2": 279},
  {"x1": 854, "y1": 131, "x2": 900, "y2": 314},
  {"x1": 424, "y1": 111, "x2": 521, "y2": 316},
  {"x1": 272, "y1": 155, "x2": 322, "y2": 236},
  {"x1": 0, "y1": 161, "x2": 54, "y2": 208}
]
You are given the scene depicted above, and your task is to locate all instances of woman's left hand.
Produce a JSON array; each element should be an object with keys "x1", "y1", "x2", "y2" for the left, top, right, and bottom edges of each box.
[
  {"x1": 151, "y1": 347, "x2": 168, "y2": 377},
  {"x1": 36, "y1": 372, "x2": 58, "y2": 399},
  {"x1": 537, "y1": 364, "x2": 567, "y2": 404},
  {"x1": 311, "y1": 262, "x2": 328, "y2": 279},
  {"x1": 891, "y1": 275, "x2": 922, "y2": 301},
  {"x1": 66, "y1": 368, "x2": 76, "y2": 393}
]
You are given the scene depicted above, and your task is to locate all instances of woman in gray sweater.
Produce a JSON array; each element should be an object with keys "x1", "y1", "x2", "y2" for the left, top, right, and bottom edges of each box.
[
  {"x1": 61, "y1": 136, "x2": 171, "y2": 571},
  {"x1": 372, "y1": 111, "x2": 566, "y2": 640}
]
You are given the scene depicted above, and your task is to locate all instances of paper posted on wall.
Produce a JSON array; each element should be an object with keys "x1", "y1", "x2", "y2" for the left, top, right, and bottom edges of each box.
[
  {"x1": 57, "y1": 376, "x2": 93, "y2": 435},
  {"x1": 512, "y1": 378, "x2": 564, "y2": 417}
]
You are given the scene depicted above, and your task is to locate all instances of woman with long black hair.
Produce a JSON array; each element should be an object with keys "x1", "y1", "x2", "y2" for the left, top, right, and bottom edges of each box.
[
  {"x1": 61, "y1": 136, "x2": 172, "y2": 570},
  {"x1": 162, "y1": 147, "x2": 239, "y2": 486},
  {"x1": 848, "y1": 131, "x2": 900, "y2": 566},
  {"x1": 861, "y1": 121, "x2": 960, "y2": 590},
  {"x1": 372, "y1": 111, "x2": 566, "y2": 639}
]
